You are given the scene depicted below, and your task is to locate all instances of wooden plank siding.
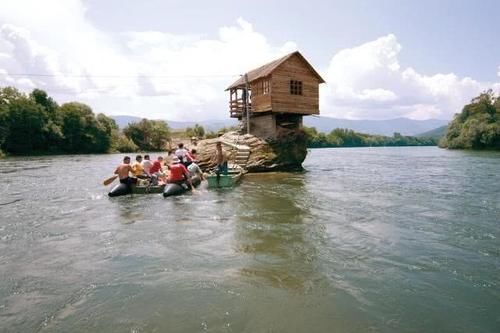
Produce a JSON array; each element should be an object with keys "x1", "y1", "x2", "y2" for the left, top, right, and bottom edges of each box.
[
  {"x1": 270, "y1": 53, "x2": 320, "y2": 115},
  {"x1": 250, "y1": 78, "x2": 272, "y2": 113}
]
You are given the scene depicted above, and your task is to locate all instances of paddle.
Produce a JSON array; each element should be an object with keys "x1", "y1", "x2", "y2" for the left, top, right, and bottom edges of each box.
[{"x1": 103, "y1": 175, "x2": 118, "y2": 186}]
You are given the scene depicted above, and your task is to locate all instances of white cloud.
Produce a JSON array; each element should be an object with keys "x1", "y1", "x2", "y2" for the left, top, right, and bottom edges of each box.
[
  {"x1": 0, "y1": 1, "x2": 297, "y2": 120},
  {"x1": 0, "y1": 1, "x2": 497, "y2": 121},
  {"x1": 322, "y1": 34, "x2": 499, "y2": 120}
]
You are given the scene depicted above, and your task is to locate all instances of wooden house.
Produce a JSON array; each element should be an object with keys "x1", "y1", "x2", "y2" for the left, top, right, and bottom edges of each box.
[{"x1": 226, "y1": 51, "x2": 325, "y2": 139}]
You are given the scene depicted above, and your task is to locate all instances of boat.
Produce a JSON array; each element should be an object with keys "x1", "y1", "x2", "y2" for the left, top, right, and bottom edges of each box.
[
  {"x1": 206, "y1": 165, "x2": 244, "y2": 188},
  {"x1": 108, "y1": 181, "x2": 165, "y2": 197},
  {"x1": 163, "y1": 175, "x2": 202, "y2": 197},
  {"x1": 108, "y1": 176, "x2": 202, "y2": 198}
]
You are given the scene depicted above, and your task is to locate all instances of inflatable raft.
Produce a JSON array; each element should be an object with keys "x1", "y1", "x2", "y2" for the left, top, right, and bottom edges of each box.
[
  {"x1": 108, "y1": 182, "x2": 165, "y2": 197},
  {"x1": 108, "y1": 176, "x2": 201, "y2": 198},
  {"x1": 162, "y1": 175, "x2": 201, "y2": 197}
]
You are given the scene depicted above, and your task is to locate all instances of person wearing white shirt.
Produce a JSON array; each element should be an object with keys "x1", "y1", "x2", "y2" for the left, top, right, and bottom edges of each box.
[{"x1": 141, "y1": 154, "x2": 153, "y2": 176}]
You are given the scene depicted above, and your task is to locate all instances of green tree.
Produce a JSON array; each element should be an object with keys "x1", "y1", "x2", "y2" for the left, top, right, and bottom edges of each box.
[
  {"x1": 441, "y1": 90, "x2": 500, "y2": 149},
  {"x1": 59, "y1": 102, "x2": 112, "y2": 153},
  {"x1": 3, "y1": 97, "x2": 47, "y2": 153},
  {"x1": 193, "y1": 123, "x2": 205, "y2": 138},
  {"x1": 123, "y1": 119, "x2": 170, "y2": 151},
  {"x1": 30, "y1": 88, "x2": 63, "y2": 151},
  {"x1": 111, "y1": 132, "x2": 139, "y2": 152}
]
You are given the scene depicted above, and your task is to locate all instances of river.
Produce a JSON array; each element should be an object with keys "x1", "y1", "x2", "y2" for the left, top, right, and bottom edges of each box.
[{"x1": 0, "y1": 147, "x2": 499, "y2": 332}]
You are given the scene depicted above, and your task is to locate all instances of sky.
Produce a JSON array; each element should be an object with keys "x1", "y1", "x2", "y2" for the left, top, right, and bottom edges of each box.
[{"x1": 0, "y1": 0, "x2": 499, "y2": 121}]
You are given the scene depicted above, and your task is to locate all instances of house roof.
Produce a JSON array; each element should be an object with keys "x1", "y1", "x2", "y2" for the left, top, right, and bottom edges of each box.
[{"x1": 226, "y1": 51, "x2": 325, "y2": 90}]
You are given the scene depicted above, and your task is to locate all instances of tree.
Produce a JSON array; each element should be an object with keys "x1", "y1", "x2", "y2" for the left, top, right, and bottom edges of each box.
[
  {"x1": 123, "y1": 119, "x2": 170, "y2": 151},
  {"x1": 59, "y1": 102, "x2": 113, "y2": 153},
  {"x1": 3, "y1": 97, "x2": 47, "y2": 154},
  {"x1": 30, "y1": 88, "x2": 63, "y2": 151},
  {"x1": 441, "y1": 90, "x2": 500, "y2": 149}
]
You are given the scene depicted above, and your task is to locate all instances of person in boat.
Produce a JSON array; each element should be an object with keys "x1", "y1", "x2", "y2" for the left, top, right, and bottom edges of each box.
[
  {"x1": 214, "y1": 141, "x2": 228, "y2": 175},
  {"x1": 114, "y1": 156, "x2": 135, "y2": 189},
  {"x1": 167, "y1": 156, "x2": 192, "y2": 189},
  {"x1": 132, "y1": 155, "x2": 148, "y2": 179},
  {"x1": 175, "y1": 143, "x2": 189, "y2": 166},
  {"x1": 186, "y1": 149, "x2": 203, "y2": 180},
  {"x1": 184, "y1": 148, "x2": 196, "y2": 167},
  {"x1": 142, "y1": 154, "x2": 153, "y2": 176},
  {"x1": 150, "y1": 156, "x2": 166, "y2": 185},
  {"x1": 150, "y1": 156, "x2": 164, "y2": 174}
]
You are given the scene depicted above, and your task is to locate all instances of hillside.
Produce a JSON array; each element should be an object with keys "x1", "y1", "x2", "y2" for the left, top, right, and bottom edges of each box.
[
  {"x1": 303, "y1": 117, "x2": 448, "y2": 136},
  {"x1": 417, "y1": 125, "x2": 448, "y2": 139},
  {"x1": 112, "y1": 115, "x2": 448, "y2": 136},
  {"x1": 112, "y1": 115, "x2": 237, "y2": 131}
]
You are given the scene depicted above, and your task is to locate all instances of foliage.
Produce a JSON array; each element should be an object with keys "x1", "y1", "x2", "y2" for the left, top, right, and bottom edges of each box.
[
  {"x1": 123, "y1": 118, "x2": 171, "y2": 151},
  {"x1": 304, "y1": 126, "x2": 438, "y2": 148},
  {"x1": 185, "y1": 123, "x2": 205, "y2": 138},
  {"x1": 2, "y1": 97, "x2": 47, "y2": 153},
  {"x1": 440, "y1": 90, "x2": 500, "y2": 149},
  {"x1": 0, "y1": 86, "x2": 120, "y2": 155},
  {"x1": 58, "y1": 102, "x2": 115, "y2": 153},
  {"x1": 267, "y1": 128, "x2": 307, "y2": 170},
  {"x1": 111, "y1": 132, "x2": 139, "y2": 152}
]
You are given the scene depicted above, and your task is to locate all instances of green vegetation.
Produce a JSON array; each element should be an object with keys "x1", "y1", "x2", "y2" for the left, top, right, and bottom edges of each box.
[
  {"x1": 122, "y1": 118, "x2": 170, "y2": 151},
  {"x1": 185, "y1": 123, "x2": 205, "y2": 138},
  {"x1": 0, "y1": 87, "x2": 119, "y2": 155},
  {"x1": 417, "y1": 125, "x2": 448, "y2": 140},
  {"x1": 0, "y1": 86, "x2": 173, "y2": 155},
  {"x1": 303, "y1": 127, "x2": 438, "y2": 148},
  {"x1": 440, "y1": 90, "x2": 500, "y2": 149}
]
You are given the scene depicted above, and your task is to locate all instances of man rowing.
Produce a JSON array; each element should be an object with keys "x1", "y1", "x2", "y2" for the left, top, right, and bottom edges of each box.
[{"x1": 114, "y1": 156, "x2": 135, "y2": 189}]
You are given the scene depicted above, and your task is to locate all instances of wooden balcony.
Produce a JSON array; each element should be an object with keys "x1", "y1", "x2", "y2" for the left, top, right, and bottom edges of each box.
[{"x1": 229, "y1": 98, "x2": 252, "y2": 119}]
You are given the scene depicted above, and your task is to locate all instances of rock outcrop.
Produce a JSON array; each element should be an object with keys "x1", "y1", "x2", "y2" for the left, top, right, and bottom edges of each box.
[{"x1": 195, "y1": 129, "x2": 307, "y2": 172}]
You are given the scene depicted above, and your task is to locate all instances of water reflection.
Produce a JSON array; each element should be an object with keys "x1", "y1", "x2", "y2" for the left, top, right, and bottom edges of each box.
[{"x1": 233, "y1": 173, "x2": 322, "y2": 292}]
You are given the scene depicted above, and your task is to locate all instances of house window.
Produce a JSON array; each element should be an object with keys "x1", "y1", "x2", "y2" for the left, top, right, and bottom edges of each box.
[
  {"x1": 263, "y1": 80, "x2": 270, "y2": 95},
  {"x1": 290, "y1": 80, "x2": 302, "y2": 95}
]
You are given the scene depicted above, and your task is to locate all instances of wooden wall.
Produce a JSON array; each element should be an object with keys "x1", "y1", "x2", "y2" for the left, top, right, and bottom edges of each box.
[
  {"x1": 270, "y1": 54, "x2": 320, "y2": 115},
  {"x1": 250, "y1": 78, "x2": 272, "y2": 113}
]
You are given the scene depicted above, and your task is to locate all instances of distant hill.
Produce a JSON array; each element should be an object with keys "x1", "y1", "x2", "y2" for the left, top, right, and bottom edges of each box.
[
  {"x1": 303, "y1": 116, "x2": 449, "y2": 136},
  {"x1": 112, "y1": 115, "x2": 449, "y2": 137},
  {"x1": 417, "y1": 125, "x2": 448, "y2": 139},
  {"x1": 112, "y1": 115, "x2": 237, "y2": 131}
]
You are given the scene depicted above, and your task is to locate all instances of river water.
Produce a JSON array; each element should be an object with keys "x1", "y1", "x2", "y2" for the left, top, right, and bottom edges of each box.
[{"x1": 0, "y1": 147, "x2": 499, "y2": 332}]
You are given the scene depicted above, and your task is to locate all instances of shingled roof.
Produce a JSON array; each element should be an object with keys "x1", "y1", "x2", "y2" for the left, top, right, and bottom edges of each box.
[{"x1": 226, "y1": 51, "x2": 325, "y2": 90}]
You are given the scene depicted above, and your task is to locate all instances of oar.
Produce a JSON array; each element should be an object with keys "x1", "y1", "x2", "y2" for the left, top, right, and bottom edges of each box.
[{"x1": 103, "y1": 175, "x2": 118, "y2": 186}]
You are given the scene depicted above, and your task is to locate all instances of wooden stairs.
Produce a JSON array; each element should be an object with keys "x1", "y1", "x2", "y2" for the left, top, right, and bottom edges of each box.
[{"x1": 220, "y1": 140, "x2": 250, "y2": 169}]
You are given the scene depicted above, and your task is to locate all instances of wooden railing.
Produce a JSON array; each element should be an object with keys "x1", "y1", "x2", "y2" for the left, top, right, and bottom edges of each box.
[{"x1": 229, "y1": 98, "x2": 252, "y2": 118}]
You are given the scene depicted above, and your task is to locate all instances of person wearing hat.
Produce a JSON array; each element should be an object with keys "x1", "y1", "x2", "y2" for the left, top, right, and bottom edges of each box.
[{"x1": 167, "y1": 155, "x2": 192, "y2": 189}]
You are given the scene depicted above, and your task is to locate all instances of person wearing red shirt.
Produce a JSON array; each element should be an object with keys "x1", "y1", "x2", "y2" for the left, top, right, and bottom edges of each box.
[
  {"x1": 150, "y1": 156, "x2": 164, "y2": 174},
  {"x1": 167, "y1": 156, "x2": 192, "y2": 188}
]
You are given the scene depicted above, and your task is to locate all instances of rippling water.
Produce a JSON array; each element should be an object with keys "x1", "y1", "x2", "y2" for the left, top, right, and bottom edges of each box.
[{"x1": 0, "y1": 147, "x2": 499, "y2": 332}]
